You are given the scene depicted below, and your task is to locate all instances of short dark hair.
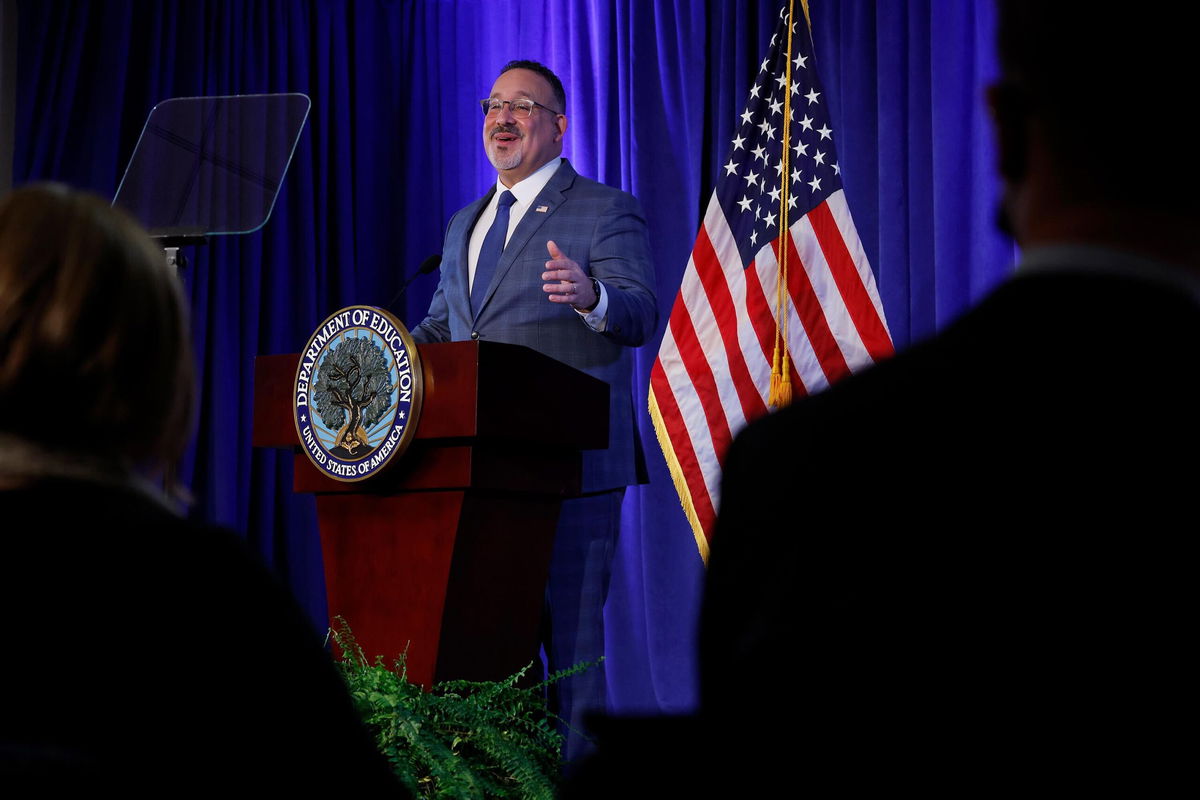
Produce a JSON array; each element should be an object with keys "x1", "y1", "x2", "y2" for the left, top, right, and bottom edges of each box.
[
  {"x1": 996, "y1": 0, "x2": 1195, "y2": 209},
  {"x1": 499, "y1": 59, "x2": 566, "y2": 114}
]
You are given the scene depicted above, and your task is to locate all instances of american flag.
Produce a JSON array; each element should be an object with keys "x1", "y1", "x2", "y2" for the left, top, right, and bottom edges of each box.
[{"x1": 649, "y1": 1, "x2": 893, "y2": 561}]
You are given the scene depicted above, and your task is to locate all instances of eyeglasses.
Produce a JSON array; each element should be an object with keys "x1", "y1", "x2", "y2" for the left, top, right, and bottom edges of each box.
[{"x1": 480, "y1": 98, "x2": 562, "y2": 119}]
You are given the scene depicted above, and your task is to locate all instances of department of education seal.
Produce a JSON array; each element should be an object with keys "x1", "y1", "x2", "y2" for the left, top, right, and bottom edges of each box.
[{"x1": 293, "y1": 306, "x2": 423, "y2": 482}]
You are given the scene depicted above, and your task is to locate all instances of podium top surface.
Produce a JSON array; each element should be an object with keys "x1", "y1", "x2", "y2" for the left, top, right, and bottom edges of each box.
[{"x1": 253, "y1": 340, "x2": 609, "y2": 450}]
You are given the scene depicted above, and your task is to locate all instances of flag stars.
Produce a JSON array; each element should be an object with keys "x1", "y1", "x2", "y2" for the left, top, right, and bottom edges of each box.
[
  {"x1": 721, "y1": 24, "x2": 845, "y2": 248},
  {"x1": 770, "y1": 33, "x2": 778, "y2": 46}
]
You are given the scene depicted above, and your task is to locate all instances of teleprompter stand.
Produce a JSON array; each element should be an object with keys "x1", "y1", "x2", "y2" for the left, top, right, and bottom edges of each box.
[{"x1": 112, "y1": 93, "x2": 311, "y2": 274}]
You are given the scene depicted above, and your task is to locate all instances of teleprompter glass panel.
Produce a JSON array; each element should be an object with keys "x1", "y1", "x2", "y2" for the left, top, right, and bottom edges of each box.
[{"x1": 113, "y1": 93, "x2": 310, "y2": 238}]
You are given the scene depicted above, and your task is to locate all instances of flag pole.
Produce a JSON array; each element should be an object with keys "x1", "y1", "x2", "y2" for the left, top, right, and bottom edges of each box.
[{"x1": 768, "y1": 0, "x2": 799, "y2": 408}]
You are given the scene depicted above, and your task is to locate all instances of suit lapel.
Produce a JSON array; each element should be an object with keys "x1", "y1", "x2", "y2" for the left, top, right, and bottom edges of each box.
[
  {"x1": 475, "y1": 161, "x2": 579, "y2": 319},
  {"x1": 456, "y1": 188, "x2": 495, "y2": 324}
]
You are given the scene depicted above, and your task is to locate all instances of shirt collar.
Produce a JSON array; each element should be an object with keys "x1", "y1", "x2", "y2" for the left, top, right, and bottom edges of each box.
[
  {"x1": 494, "y1": 157, "x2": 562, "y2": 207},
  {"x1": 1018, "y1": 243, "x2": 1200, "y2": 302}
]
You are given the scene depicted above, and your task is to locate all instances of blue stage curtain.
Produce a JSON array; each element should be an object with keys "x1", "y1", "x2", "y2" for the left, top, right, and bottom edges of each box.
[{"x1": 12, "y1": 0, "x2": 1013, "y2": 715}]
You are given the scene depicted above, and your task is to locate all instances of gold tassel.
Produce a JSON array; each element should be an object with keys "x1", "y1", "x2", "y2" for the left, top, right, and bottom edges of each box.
[
  {"x1": 768, "y1": 343, "x2": 786, "y2": 408},
  {"x1": 776, "y1": 351, "x2": 793, "y2": 407}
]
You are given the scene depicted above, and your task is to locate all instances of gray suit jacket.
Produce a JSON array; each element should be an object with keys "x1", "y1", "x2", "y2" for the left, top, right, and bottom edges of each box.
[{"x1": 412, "y1": 160, "x2": 657, "y2": 492}]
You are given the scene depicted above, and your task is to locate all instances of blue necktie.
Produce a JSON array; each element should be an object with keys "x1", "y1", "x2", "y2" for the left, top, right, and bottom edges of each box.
[{"x1": 471, "y1": 190, "x2": 517, "y2": 315}]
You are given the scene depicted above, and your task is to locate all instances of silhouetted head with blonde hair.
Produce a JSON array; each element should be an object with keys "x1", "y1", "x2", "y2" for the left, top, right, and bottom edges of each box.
[{"x1": 0, "y1": 184, "x2": 194, "y2": 475}]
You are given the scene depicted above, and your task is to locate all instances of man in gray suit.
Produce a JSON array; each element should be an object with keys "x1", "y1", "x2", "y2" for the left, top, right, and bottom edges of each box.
[{"x1": 410, "y1": 60, "x2": 657, "y2": 764}]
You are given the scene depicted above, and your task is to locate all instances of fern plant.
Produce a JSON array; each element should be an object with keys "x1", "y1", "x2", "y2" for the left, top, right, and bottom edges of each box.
[{"x1": 329, "y1": 617, "x2": 593, "y2": 799}]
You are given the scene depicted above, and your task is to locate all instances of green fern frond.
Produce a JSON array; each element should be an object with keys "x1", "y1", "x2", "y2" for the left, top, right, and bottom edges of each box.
[{"x1": 330, "y1": 620, "x2": 594, "y2": 799}]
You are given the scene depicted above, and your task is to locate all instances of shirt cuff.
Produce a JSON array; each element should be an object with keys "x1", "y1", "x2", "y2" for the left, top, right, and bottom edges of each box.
[{"x1": 576, "y1": 279, "x2": 609, "y2": 331}]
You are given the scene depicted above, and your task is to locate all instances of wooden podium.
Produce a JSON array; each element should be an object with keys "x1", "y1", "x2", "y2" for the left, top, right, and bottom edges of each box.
[{"x1": 252, "y1": 341, "x2": 608, "y2": 687}]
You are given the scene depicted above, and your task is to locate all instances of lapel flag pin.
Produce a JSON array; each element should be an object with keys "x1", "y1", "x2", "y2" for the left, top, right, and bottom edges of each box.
[{"x1": 536, "y1": 205, "x2": 549, "y2": 213}]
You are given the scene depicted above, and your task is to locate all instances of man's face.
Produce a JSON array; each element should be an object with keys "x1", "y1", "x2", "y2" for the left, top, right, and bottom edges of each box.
[{"x1": 483, "y1": 68, "x2": 566, "y2": 187}]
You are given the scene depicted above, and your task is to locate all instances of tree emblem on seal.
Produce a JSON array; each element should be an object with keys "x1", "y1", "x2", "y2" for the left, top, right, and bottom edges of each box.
[{"x1": 313, "y1": 336, "x2": 396, "y2": 459}]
